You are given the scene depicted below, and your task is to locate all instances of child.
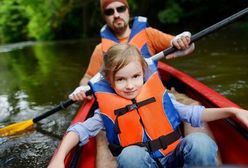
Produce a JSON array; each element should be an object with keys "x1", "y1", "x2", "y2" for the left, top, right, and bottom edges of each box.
[{"x1": 48, "y1": 44, "x2": 248, "y2": 168}]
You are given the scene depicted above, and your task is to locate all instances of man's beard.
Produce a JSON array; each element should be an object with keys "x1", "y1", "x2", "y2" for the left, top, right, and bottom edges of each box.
[{"x1": 112, "y1": 18, "x2": 128, "y2": 35}]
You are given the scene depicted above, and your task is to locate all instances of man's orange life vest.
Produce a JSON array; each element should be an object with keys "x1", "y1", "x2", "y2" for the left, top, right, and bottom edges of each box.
[{"x1": 100, "y1": 16, "x2": 152, "y2": 58}]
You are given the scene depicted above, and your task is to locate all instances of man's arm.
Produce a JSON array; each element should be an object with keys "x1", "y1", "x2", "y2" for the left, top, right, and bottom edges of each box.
[
  {"x1": 145, "y1": 27, "x2": 174, "y2": 55},
  {"x1": 146, "y1": 27, "x2": 194, "y2": 59},
  {"x1": 79, "y1": 44, "x2": 104, "y2": 86}
]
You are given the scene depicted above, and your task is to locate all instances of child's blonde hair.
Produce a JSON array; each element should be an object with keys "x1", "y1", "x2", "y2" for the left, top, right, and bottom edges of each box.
[{"x1": 102, "y1": 44, "x2": 148, "y2": 84}]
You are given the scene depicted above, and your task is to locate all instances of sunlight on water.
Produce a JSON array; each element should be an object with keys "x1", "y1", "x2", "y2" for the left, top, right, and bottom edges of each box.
[
  {"x1": 0, "y1": 95, "x2": 11, "y2": 122},
  {"x1": 0, "y1": 41, "x2": 36, "y2": 53},
  {"x1": 219, "y1": 80, "x2": 248, "y2": 96},
  {"x1": 13, "y1": 91, "x2": 39, "y2": 121}
]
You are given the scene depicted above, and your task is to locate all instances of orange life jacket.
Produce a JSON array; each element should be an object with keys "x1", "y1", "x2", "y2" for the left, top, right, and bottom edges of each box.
[
  {"x1": 89, "y1": 60, "x2": 182, "y2": 158},
  {"x1": 100, "y1": 16, "x2": 152, "y2": 58}
]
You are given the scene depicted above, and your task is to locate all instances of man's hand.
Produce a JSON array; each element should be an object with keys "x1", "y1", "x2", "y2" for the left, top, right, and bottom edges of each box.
[
  {"x1": 172, "y1": 31, "x2": 192, "y2": 49},
  {"x1": 167, "y1": 31, "x2": 195, "y2": 59}
]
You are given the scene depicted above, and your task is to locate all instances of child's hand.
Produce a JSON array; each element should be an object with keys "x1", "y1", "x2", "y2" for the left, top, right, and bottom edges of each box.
[
  {"x1": 233, "y1": 108, "x2": 248, "y2": 129},
  {"x1": 47, "y1": 156, "x2": 65, "y2": 168},
  {"x1": 69, "y1": 85, "x2": 92, "y2": 101}
]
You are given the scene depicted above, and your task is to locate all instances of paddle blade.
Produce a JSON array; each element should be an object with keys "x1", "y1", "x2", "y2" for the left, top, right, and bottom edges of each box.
[{"x1": 0, "y1": 119, "x2": 34, "y2": 137}]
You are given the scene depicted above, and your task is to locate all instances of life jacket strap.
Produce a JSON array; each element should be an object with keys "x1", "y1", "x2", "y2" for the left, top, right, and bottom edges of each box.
[
  {"x1": 137, "y1": 127, "x2": 182, "y2": 152},
  {"x1": 114, "y1": 97, "x2": 156, "y2": 116},
  {"x1": 108, "y1": 143, "x2": 124, "y2": 157},
  {"x1": 108, "y1": 127, "x2": 182, "y2": 157},
  {"x1": 114, "y1": 97, "x2": 156, "y2": 134}
]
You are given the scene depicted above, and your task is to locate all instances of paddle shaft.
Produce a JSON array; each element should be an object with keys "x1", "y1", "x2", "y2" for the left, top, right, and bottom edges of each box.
[
  {"x1": 32, "y1": 90, "x2": 91, "y2": 123},
  {"x1": 152, "y1": 7, "x2": 248, "y2": 61},
  {"x1": 83, "y1": 8, "x2": 248, "y2": 96},
  {"x1": 33, "y1": 99, "x2": 74, "y2": 123},
  {"x1": 32, "y1": 8, "x2": 248, "y2": 123}
]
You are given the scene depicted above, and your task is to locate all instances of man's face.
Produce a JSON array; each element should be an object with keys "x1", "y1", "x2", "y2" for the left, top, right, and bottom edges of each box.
[{"x1": 103, "y1": 2, "x2": 129, "y2": 35}]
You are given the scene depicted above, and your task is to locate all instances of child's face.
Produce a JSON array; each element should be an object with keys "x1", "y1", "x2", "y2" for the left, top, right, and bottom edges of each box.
[{"x1": 113, "y1": 60, "x2": 144, "y2": 99}]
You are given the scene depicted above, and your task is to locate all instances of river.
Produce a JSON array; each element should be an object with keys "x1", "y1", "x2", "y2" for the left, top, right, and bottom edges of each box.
[{"x1": 0, "y1": 23, "x2": 247, "y2": 167}]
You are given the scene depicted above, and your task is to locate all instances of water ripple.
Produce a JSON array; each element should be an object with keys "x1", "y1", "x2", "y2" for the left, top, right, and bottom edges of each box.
[
  {"x1": 0, "y1": 95, "x2": 11, "y2": 121},
  {"x1": 217, "y1": 80, "x2": 248, "y2": 96},
  {"x1": 0, "y1": 41, "x2": 36, "y2": 53}
]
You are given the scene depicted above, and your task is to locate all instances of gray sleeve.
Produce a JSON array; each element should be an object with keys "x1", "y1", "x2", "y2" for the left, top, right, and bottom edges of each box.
[
  {"x1": 168, "y1": 93, "x2": 205, "y2": 127},
  {"x1": 67, "y1": 109, "x2": 104, "y2": 145}
]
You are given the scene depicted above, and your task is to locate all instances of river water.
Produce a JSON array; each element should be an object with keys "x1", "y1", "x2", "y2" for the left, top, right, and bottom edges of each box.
[{"x1": 0, "y1": 24, "x2": 247, "y2": 167}]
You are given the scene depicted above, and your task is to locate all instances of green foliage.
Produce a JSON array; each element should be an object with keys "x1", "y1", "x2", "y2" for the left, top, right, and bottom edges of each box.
[
  {"x1": 19, "y1": 0, "x2": 97, "y2": 40},
  {"x1": 23, "y1": 0, "x2": 64, "y2": 40},
  {"x1": 158, "y1": 1, "x2": 183, "y2": 24},
  {"x1": 0, "y1": 0, "x2": 29, "y2": 43},
  {"x1": 128, "y1": 0, "x2": 139, "y2": 15},
  {"x1": 0, "y1": 0, "x2": 247, "y2": 44}
]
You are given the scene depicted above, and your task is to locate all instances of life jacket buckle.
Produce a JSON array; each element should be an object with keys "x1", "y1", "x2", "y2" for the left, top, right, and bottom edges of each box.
[
  {"x1": 126, "y1": 103, "x2": 138, "y2": 111},
  {"x1": 145, "y1": 137, "x2": 167, "y2": 152}
]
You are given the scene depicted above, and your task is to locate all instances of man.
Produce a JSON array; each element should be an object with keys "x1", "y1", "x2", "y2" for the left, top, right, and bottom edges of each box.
[{"x1": 78, "y1": 0, "x2": 194, "y2": 89}]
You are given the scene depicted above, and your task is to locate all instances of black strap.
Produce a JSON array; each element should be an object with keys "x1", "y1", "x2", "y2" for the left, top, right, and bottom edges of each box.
[
  {"x1": 137, "y1": 127, "x2": 182, "y2": 152},
  {"x1": 108, "y1": 143, "x2": 124, "y2": 157},
  {"x1": 114, "y1": 115, "x2": 121, "y2": 134},
  {"x1": 113, "y1": 97, "x2": 156, "y2": 134},
  {"x1": 114, "y1": 97, "x2": 156, "y2": 116},
  {"x1": 108, "y1": 127, "x2": 182, "y2": 157}
]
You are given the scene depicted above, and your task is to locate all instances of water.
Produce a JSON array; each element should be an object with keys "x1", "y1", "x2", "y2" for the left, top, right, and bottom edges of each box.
[
  {"x1": 166, "y1": 24, "x2": 248, "y2": 108},
  {"x1": 0, "y1": 40, "x2": 97, "y2": 167},
  {"x1": 0, "y1": 25, "x2": 247, "y2": 167}
]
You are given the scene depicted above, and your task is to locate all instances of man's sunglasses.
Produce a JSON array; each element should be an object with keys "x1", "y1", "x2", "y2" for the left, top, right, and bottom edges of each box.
[{"x1": 104, "y1": 6, "x2": 127, "y2": 16}]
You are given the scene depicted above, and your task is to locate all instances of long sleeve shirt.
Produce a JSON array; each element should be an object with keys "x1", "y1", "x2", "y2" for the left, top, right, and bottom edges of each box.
[{"x1": 67, "y1": 93, "x2": 205, "y2": 146}]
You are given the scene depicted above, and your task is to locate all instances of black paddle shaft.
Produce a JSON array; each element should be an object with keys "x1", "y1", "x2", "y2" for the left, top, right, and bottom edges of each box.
[
  {"x1": 152, "y1": 7, "x2": 248, "y2": 61},
  {"x1": 33, "y1": 99, "x2": 75, "y2": 123},
  {"x1": 32, "y1": 8, "x2": 248, "y2": 123},
  {"x1": 32, "y1": 88, "x2": 92, "y2": 123}
]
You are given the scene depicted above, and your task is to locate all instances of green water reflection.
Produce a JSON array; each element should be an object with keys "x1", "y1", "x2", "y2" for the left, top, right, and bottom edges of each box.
[
  {"x1": 0, "y1": 24, "x2": 247, "y2": 167},
  {"x1": 0, "y1": 39, "x2": 97, "y2": 167}
]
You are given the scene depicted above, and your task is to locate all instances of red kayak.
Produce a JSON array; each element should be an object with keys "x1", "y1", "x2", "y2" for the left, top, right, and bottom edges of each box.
[{"x1": 51, "y1": 62, "x2": 248, "y2": 167}]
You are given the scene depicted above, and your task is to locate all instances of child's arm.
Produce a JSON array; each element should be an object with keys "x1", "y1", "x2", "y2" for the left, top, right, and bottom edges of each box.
[
  {"x1": 48, "y1": 109, "x2": 104, "y2": 168},
  {"x1": 48, "y1": 131, "x2": 79, "y2": 168},
  {"x1": 168, "y1": 93, "x2": 248, "y2": 128},
  {"x1": 202, "y1": 107, "x2": 248, "y2": 128}
]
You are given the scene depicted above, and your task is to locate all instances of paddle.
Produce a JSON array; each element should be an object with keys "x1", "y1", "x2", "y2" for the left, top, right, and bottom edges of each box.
[
  {"x1": 1, "y1": 8, "x2": 247, "y2": 137},
  {"x1": 0, "y1": 90, "x2": 91, "y2": 137},
  {"x1": 67, "y1": 8, "x2": 248, "y2": 167},
  {"x1": 152, "y1": 7, "x2": 248, "y2": 61},
  {"x1": 87, "y1": 7, "x2": 248, "y2": 91}
]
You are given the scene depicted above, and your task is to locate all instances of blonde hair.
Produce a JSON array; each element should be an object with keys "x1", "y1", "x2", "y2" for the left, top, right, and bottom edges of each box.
[{"x1": 102, "y1": 44, "x2": 148, "y2": 83}]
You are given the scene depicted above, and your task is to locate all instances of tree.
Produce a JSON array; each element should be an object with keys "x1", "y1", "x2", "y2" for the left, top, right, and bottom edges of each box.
[{"x1": 0, "y1": 0, "x2": 29, "y2": 43}]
